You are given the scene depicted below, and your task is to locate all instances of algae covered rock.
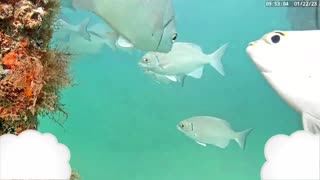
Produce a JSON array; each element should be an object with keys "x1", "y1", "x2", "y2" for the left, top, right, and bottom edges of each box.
[{"x1": 0, "y1": 0, "x2": 72, "y2": 136}]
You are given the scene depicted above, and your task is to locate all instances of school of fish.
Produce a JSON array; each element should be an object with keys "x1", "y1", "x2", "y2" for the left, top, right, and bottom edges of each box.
[{"x1": 57, "y1": 0, "x2": 320, "y2": 151}]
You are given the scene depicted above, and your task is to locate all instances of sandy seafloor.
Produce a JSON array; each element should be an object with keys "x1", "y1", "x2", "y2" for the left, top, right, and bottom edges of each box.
[{"x1": 39, "y1": 1, "x2": 301, "y2": 179}]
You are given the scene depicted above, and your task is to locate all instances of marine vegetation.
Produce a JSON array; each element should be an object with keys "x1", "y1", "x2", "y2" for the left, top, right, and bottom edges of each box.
[
  {"x1": 0, "y1": 0, "x2": 80, "y2": 179},
  {"x1": 0, "y1": 0, "x2": 72, "y2": 135},
  {"x1": 71, "y1": 169, "x2": 81, "y2": 180}
]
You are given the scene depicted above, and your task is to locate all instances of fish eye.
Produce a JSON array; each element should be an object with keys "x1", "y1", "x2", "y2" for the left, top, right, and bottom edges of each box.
[
  {"x1": 180, "y1": 123, "x2": 185, "y2": 128},
  {"x1": 143, "y1": 58, "x2": 149, "y2": 62},
  {"x1": 171, "y1": 33, "x2": 178, "y2": 42},
  {"x1": 271, "y1": 34, "x2": 281, "y2": 44}
]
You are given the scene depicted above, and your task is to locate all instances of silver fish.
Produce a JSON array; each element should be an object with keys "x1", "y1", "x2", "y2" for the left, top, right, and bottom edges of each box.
[
  {"x1": 88, "y1": 23, "x2": 134, "y2": 53},
  {"x1": 53, "y1": 32, "x2": 105, "y2": 55},
  {"x1": 177, "y1": 116, "x2": 252, "y2": 149},
  {"x1": 246, "y1": 30, "x2": 320, "y2": 134},
  {"x1": 144, "y1": 70, "x2": 185, "y2": 86},
  {"x1": 139, "y1": 42, "x2": 228, "y2": 82},
  {"x1": 87, "y1": 23, "x2": 117, "y2": 50},
  {"x1": 69, "y1": 0, "x2": 178, "y2": 53},
  {"x1": 55, "y1": 18, "x2": 91, "y2": 41}
]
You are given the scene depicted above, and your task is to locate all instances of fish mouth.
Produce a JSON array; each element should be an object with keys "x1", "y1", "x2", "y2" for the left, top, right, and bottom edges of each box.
[
  {"x1": 138, "y1": 62, "x2": 147, "y2": 68},
  {"x1": 246, "y1": 46, "x2": 271, "y2": 73},
  {"x1": 176, "y1": 125, "x2": 181, "y2": 130},
  {"x1": 139, "y1": 64, "x2": 152, "y2": 71},
  {"x1": 176, "y1": 125, "x2": 183, "y2": 132}
]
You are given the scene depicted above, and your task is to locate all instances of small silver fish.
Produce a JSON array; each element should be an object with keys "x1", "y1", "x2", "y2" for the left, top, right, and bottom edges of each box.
[
  {"x1": 144, "y1": 70, "x2": 185, "y2": 86},
  {"x1": 177, "y1": 116, "x2": 252, "y2": 149},
  {"x1": 53, "y1": 32, "x2": 105, "y2": 55},
  {"x1": 87, "y1": 23, "x2": 117, "y2": 50},
  {"x1": 88, "y1": 23, "x2": 134, "y2": 53},
  {"x1": 139, "y1": 42, "x2": 228, "y2": 82},
  {"x1": 55, "y1": 18, "x2": 91, "y2": 41}
]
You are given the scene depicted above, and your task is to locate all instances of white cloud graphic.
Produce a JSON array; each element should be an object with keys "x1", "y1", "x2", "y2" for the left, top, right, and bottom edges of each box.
[
  {"x1": 0, "y1": 130, "x2": 71, "y2": 179},
  {"x1": 261, "y1": 130, "x2": 320, "y2": 180}
]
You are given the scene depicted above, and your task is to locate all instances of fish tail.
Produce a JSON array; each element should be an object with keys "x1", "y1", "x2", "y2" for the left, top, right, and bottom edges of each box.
[
  {"x1": 235, "y1": 128, "x2": 253, "y2": 150},
  {"x1": 208, "y1": 43, "x2": 228, "y2": 76},
  {"x1": 78, "y1": 18, "x2": 91, "y2": 41}
]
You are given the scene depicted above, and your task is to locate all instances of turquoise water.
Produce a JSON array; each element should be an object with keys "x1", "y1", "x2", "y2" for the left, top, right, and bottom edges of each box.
[{"x1": 40, "y1": 1, "x2": 302, "y2": 179}]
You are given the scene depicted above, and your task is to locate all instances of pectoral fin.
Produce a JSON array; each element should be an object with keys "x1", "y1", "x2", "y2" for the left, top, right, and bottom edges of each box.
[
  {"x1": 165, "y1": 75, "x2": 178, "y2": 82},
  {"x1": 196, "y1": 141, "x2": 207, "y2": 146},
  {"x1": 117, "y1": 36, "x2": 134, "y2": 48},
  {"x1": 159, "y1": 62, "x2": 170, "y2": 69},
  {"x1": 187, "y1": 66, "x2": 204, "y2": 79},
  {"x1": 177, "y1": 75, "x2": 186, "y2": 87},
  {"x1": 302, "y1": 112, "x2": 320, "y2": 134}
]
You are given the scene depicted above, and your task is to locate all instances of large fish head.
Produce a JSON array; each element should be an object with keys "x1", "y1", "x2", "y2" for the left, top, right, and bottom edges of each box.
[
  {"x1": 246, "y1": 30, "x2": 320, "y2": 75},
  {"x1": 176, "y1": 120, "x2": 193, "y2": 133},
  {"x1": 139, "y1": 52, "x2": 160, "y2": 70},
  {"x1": 155, "y1": 0, "x2": 177, "y2": 53},
  {"x1": 246, "y1": 31, "x2": 292, "y2": 74},
  {"x1": 247, "y1": 30, "x2": 320, "y2": 119}
]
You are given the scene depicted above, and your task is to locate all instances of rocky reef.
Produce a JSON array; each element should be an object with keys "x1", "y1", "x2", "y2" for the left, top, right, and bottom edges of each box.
[
  {"x1": 0, "y1": 0, "x2": 71, "y2": 135},
  {"x1": 0, "y1": 1, "x2": 80, "y2": 179}
]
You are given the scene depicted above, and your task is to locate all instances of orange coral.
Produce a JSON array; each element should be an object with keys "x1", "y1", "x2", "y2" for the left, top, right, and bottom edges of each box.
[
  {"x1": 2, "y1": 52, "x2": 20, "y2": 69},
  {"x1": 19, "y1": 38, "x2": 29, "y2": 48},
  {"x1": 0, "y1": 34, "x2": 45, "y2": 121}
]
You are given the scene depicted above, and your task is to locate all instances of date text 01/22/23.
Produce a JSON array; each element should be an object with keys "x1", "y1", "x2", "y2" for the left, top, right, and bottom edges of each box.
[{"x1": 266, "y1": 1, "x2": 319, "y2": 7}]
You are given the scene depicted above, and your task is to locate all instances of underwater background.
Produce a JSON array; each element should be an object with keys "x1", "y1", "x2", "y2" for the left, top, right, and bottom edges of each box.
[{"x1": 39, "y1": 1, "x2": 301, "y2": 179}]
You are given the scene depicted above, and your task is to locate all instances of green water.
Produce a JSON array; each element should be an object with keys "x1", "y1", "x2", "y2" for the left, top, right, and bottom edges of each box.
[{"x1": 40, "y1": 1, "x2": 302, "y2": 179}]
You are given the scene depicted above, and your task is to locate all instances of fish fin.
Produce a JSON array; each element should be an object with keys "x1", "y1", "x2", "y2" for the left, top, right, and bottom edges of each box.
[
  {"x1": 181, "y1": 76, "x2": 186, "y2": 87},
  {"x1": 159, "y1": 62, "x2": 170, "y2": 69},
  {"x1": 208, "y1": 43, "x2": 228, "y2": 76},
  {"x1": 165, "y1": 75, "x2": 178, "y2": 82},
  {"x1": 187, "y1": 66, "x2": 204, "y2": 79},
  {"x1": 302, "y1": 112, "x2": 320, "y2": 134},
  {"x1": 58, "y1": 11, "x2": 71, "y2": 22},
  {"x1": 214, "y1": 139, "x2": 230, "y2": 149},
  {"x1": 56, "y1": 18, "x2": 68, "y2": 28},
  {"x1": 177, "y1": 75, "x2": 186, "y2": 87},
  {"x1": 196, "y1": 141, "x2": 207, "y2": 146},
  {"x1": 72, "y1": 0, "x2": 96, "y2": 12},
  {"x1": 77, "y1": 18, "x2": 91, "y2": 41},
  {"x1": 90, "y1": 31, "x2": 118, "y2": 50},
  {"x1": 117, "y1": 36, "x2": 134, "y2": 48},
  {"x1": 235, "y1": 128, "x2": 253, "y2": 150}
]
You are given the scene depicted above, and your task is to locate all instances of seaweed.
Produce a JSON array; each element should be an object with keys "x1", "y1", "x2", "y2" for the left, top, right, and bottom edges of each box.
[{"x1": 71, "y1": 169, "x2": 81, "y2": 180}]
